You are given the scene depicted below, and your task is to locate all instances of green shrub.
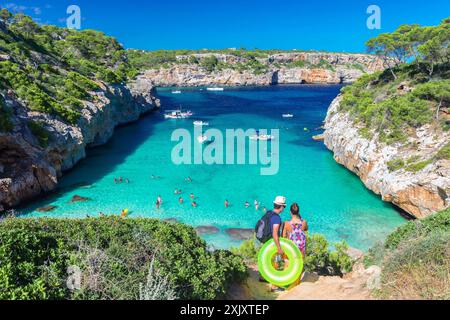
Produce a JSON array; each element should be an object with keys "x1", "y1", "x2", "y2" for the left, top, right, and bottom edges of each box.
[
  {"x1": 387, "y1": 159, "x2": 405, "y2": 171},
  {"x1": 0, "y1": 97, "x2": 14, "y2": 132},
  {"x1": 230, "y1": 237, "x2": 260, "y2": 263},
  {"x1": 287, "y1": 60, "x2": 308, "y2": 68},
  {"x1": 96, "y1": 68, "x2": 121, "y2": 84},
  {"x1": 436, "y1": 142, "x2": 450, "y2": 160},
  {"x1": 67, "y1": 72, "x2": 99, "y2": 91},
  {"x1": 0, "y1": 217, "x2": 247, "y2": 300},
  {"x1": 27, "y1": 121, "x2": 50, "y2": 147},
  {"x1": 200, "y1": 55, "x2": 219, "y2": 72},
  {"x1": 358, "y1": 127, "x2": 372, "y2": 139},
  {"x1": 304, "y1": 234, "x2": 353, "y2": 275},
  {"x1": 405, "y1": 159, "x2": 432, "y2": 172}
]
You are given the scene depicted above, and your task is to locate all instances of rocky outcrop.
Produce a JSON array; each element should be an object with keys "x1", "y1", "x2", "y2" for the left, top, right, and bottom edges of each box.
[
  {"x1": 0, "y1": 76, "x2": 159, "y2": 211},
  {"x1": 144, "y1": 65, "x2": 273, "y2": 87},
  {"x1": 323, "y1": 96, "x2": 450, "y2": 218},
  {"x1": 226, "y1": 228, "x2": 254, "y2": 241},
  {"x1": 142, "y1": 52, "x2": 385, "y2": 87}
]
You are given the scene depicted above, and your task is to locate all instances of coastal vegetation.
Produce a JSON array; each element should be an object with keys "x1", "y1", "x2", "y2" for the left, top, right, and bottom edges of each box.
[
  {"x1": 340, "y1": 18, "x2": 449, "y2": 145},
  {"x1": 126, "y1": 48, "x2": 367, "y2": 75},
  {"x1": 0, "y1": 217, "x2": 246, "y2": 300},
  {"x1": 0, "y1": 95, "x2": 13, "y2": 132},
  {"x1": 27, "y1": 121, "x2": 50, "y2": 147},
  {"x1": 364, "y1": 208, "x2": 449, "y2": 299},
  {"x1": 0, "y1": 10, "x2": 137, "y2": 128}
]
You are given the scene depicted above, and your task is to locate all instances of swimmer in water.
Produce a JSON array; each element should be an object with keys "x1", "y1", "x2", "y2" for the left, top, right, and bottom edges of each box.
[
  {"x1": 179, "y1": 197, "x2": 183, "y2": 204},
  {"x1": 224, "y1": 199, "x2": 229, "y2": 208},
  {"x1": 245, "y1": 201, "x2": 250, "y2": 208},
  {"x1": 254, "y1": 200, "x2": 259, "y2": 210},
  {"x1": 190, "y1": 193, "x2": 195, "y2": 199},
  {"x1": 262, "y1": 206, "x2": 267, "y2": 213},
  {"x1": 125, "y1": 178, "x2": 129, "y2": 183},
  {"x1": 185, "y1": 176, "x2": 192, "y2": 182},
  {"x1": 156, "y1": 195, "x2": 162, "y2": 209},
  {"x1": 192, "y1": 201, "x2": 197, "y2": 207}
]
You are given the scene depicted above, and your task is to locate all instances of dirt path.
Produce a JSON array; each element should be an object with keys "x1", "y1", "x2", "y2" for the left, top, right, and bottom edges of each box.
[{"x1": 228, "y1": 263, "x2": 376, "y2": 300}]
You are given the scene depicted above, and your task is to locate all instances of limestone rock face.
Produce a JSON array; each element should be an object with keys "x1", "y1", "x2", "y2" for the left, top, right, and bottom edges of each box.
[
  {"x1": 142, "y1": 52, "x2": 385, "y2": 86},
  {"x1": 323, "y1": 96, "x2": 450, "y2": 218},
  {"x1": 0, "y1": 79, "x2": 159, "y2": 210}
]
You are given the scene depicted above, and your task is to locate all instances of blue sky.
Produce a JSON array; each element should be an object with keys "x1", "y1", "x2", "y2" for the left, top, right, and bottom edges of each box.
[{"x1": 1, "y1": 1, "x2": 449, "y2": 52}]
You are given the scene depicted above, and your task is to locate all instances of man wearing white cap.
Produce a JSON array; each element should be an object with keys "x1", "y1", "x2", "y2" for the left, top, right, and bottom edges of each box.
[{"x1": 270, "y1": 196, "x2": 287, "y2": 255}]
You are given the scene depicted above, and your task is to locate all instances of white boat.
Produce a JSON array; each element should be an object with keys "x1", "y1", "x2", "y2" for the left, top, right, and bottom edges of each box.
[
  {"x1": 197, "y1": 135, "x2": 209, "y2": 144},
  {"x1": 171, "y1": 90, "x2": 181, "y2": 94},
  {"x1": 206, "y1": 87, "x2": 224, "y2": 91},
  {"x1": 164, "y1": 109, "x2": 193, "y2": 119},
  {"x1": 282, "y1": 114, "x2": 294, "y2": 118},
  {"x1": 249, "y1": 134, "x2": 275, "y2": 141},
  {"x1": 193, "y1": 120, "x2": 209, "y2": 126}
]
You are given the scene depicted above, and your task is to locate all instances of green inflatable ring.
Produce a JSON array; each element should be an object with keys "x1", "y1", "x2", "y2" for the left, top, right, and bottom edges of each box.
[{"x1": 258, "y1": 238, "x2": 303, "y2": 287}]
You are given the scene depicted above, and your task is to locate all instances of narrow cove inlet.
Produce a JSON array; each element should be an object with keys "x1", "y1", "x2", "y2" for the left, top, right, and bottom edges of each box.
[{"x1": 20, "y1": 85, "x2": 406, "y2": 250}]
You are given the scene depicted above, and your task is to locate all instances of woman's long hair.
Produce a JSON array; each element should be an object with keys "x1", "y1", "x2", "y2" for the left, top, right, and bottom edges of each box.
[{"x1": 290, "y1": 203, "x2": 300, "y2": 218}]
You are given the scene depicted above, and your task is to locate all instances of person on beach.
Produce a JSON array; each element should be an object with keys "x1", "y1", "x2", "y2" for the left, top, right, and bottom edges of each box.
[
  {"x1": 120, "y1": 209, "x2": 127, "y2": 218},
  {"x1": 224, "y1": 199, "x2": 229, "y2": 208},
  {"x1": 282, "y1": 203, "x2": 308, "y2": 259}
]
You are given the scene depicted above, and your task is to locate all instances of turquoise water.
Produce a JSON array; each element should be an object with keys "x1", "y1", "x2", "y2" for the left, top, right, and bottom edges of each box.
[{"x1": 21, "y1": 85, "x2": 406, "y2": 250}]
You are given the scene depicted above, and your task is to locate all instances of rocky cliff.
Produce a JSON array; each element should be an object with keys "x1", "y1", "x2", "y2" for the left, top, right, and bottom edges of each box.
[
  {"x1": 141, "y1": 52, "x2": 385, "y2": 86},
  {"x1": 324, "y1": 96, "x2": 450, "y2": 219},
  {"x1": 0, "y1": 76, "x2": 159, "y2": 211}
]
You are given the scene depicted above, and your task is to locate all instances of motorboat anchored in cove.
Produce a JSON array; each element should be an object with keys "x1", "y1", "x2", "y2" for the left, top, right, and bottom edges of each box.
[
  {"x1": 197, "y1": 135, "x2": 210, "y2": 144},
  {"x1": 206, "y1": 87, "x2": 224, "y2": 91},
  {"x1": 193, "y1": 120, "x2": 209, "y2": 126},
  {"x1": 249, "y1": 134, "x2": 275, "y2": 141},
  {"x1": 164, "y1": 108, "x2": 193, "y2": 119}
]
